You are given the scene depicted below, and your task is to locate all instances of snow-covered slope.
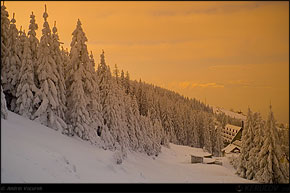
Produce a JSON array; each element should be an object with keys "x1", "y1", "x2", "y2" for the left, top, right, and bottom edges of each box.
[
  {"x1": 213, "y1": 106, "x2": 246, "y2": 120},
  {"x1": 1, "y1": 111, "x2": 254, "y2": 183}
]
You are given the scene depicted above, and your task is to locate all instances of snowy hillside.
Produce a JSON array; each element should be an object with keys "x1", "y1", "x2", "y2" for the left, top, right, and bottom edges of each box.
[
  {"x1": 1, "y1": 111, "x2": 254, "y2": 183},
  {"x1": 213, "y1": 106, "x2": 246, "y2": 121}
]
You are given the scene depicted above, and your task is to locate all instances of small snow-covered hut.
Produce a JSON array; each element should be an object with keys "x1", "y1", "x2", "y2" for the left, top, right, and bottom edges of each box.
[{"x1": 221, "y1": 144, "x2": 241, "y2": 155}]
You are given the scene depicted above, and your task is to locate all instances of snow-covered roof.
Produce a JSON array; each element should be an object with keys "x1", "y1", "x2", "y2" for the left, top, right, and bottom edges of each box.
[
  {"x1": 191, "y1": 151, "x2": 212, "y2": 158},
  {"x1": 203, "y1": 158, "x2": 216, "y2": 164},
  {"x1": 222, "y1": 144, "x2": 241, "y2": 154},
  {"x1": 232, "y1": 140, "x2": 242, "y2": 147}
]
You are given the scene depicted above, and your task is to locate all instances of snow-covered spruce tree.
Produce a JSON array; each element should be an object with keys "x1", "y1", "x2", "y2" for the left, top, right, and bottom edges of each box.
[
  {"x1": 123, "y1": 95, "x2": 139, "y2": 151},
  {"x1": 138, "y1": 114, "x2": 157, "y2": 156},
  {"x1": 243, "y1": 110, "x2": 257, "y2": 180},
  {"x1": 113, "y1": 64, "x2": 120, "y2": 83},
  {"x1": 249, "y1": 112, "x2": 265, "y2": 180},
  {"x1": 172, "y1": 105, "x2": 185, "y2": 145},
  {"x1": 195, "y1": 112, "x2": 205, "y2": 148},
  {"x1": 2, "y1": 13, "x2": 21, "y2": 111},
  {"x1": 124, "y1": 90, "x2": 148, "y2": 152},
  {"x1": 203, "y1": 114, "x2": 217, "y2": 155},
  {"x1": 15, "y1": 31, "x2": 38, "y2": 119},
  {"x1": 51, "y1": 21, "x2": 67, "y2": 121},
  {"x1": 1, "y1": 2, "x2": 10, "y2": 73},
  {"x1": 32, "y1": 5, "x2": 66, "y2": 131},
  {"x1": 97, "y1": 51, "x2": 129, "y2": 151},
  {"x1": 120, "y1": 69, "x2": 125, "y2": 87},
  {"x1": 61, "y1": 47, "x2": 70, "y2": 81},
  {"x1": 27, "y1": 11, "x2": 39, "y2": 87},
  {"x1": 1, "y1": 84, "x2": 8, "y2": 119},
  {"x1": 236, "y1": 108, "x2": 253, "y2": 178},
  {"x1": 86, "y1": 51, "x2": 104, "y2": 138},
  {"x1": 89, "y1": 51, "x2": 96, "y2": 71},
  {"x1": 255, "y1": 105, "x2": 289, "y2": 183},
  {"x1": 28, "y1": 12, "x2": 39, "y2": 60},
  {"x1": 18, "y1": 26, "x2": 26, "y2": 60},
  {"x1": 96, "y1": 51, "x2": 115, "y2": 149},
  {"x1": 212, "y1": 119, "x2": 224, "y2": 157},
  {"x1": 65, "y1": 19, "x2": 102, "y2": 141},
  {"x1": 124, "y1": 71, "x2": 130, "y2": 95}
]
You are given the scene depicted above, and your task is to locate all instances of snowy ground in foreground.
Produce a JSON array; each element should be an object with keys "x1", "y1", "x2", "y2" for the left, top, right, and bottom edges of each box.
[{"x1": 1, "y1": 111, "x2": 255, "y2": 183}]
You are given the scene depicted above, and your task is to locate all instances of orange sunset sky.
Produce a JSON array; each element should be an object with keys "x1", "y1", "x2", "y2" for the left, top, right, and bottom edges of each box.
[{"x1": 3, "y1": 1, "x2": 289, "y2": 124}]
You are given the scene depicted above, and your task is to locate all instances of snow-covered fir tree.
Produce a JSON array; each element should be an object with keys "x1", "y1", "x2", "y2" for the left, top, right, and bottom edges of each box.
[
  {"x1": 237, "y1": 108, "x2": 253, "y2": 178},
  {"x1": 255, "y1": 105, "x2": 289, "y2": 183},
  {"x1": 2, "y1": 13, "x2": 21, "y2": 111},
  {"x1": 203, "y1": 114, "x2": 214, "y2": 154},
  {"x1": 61, "y1": 47, "x2": 70, "y2": 81},
  {"x1": 18, "y1": 26, "x2": 26, "y2": 60},
  {"x1": 51, "y1": 21, "x2": 67, "y2": 121},
  {"x1": 250, "y1": 112, "x2": 265, "y2": 180},
  {"x1": 15, "y1": 31, "x2": 38, "y2": 118},
  {"x1": 65, "y1": 19, "x2": 102, "y2": 142},
  {"x1": 89, "y1": 51, "x2": 96, "y2": 71},
  {"x1": 1, "y1": 2, "x2": 10, "y2": 73},
  {"x1": 113, "y1": 64, "x2": 120, "y2": 83},
  {"x1": 28, "y1": 12, "x2": 39, "y2": 60},
  {"x1": 32, "y1": 5, "x2": 67, "y2": 131},
  {"x1": 212, "y1": 119, "x2": 224, "y2": 157},
  {"x1": 97, "y1": 50, "x2": 127, "y2": 150},
  {"x1": 27, "y1": 11, "x2": 39, "y2": 87}
]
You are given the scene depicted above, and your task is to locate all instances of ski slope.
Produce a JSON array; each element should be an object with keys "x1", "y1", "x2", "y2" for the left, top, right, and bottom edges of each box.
[
  {"x1": 1, "y1": 111, "x2": 255, "y2": 183},
  {"x1": 213, "y1": 106, "x2": 246, "y2": 120}
]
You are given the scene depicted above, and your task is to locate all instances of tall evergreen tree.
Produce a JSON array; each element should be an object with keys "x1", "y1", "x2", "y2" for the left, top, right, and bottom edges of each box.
[
  {"x1": 32, "y1": 5, "x2": 67, "y2": 131},
  {"x1": 124, "y1": 71, "x2": 130, "y2": 94},
  {"x1": 255, "y1": 105, "x2": 289, "y2": 183},
  {"x1": 97, "y1": 50, "x2": 127, "y2": 150},
  {"x1": 113, "y1": 64, "x2": 119, "y2": 83},
  {"x1": 2, "y1": 13, "x2": 21, "y2": 111},
  {"x1": 65, "y1": 19, "x2": 102, "y2": 141},
  {"x1": 15, "y1": 31, "x2": 38, "y2": 118},
  {"x1": 89, "y1": 51, "x2": 95, "y2": 71},
  {"x1": 237, "y1": 108, "x2": 253, "y2": 178},
  {"x1": 61, "y1": 47, "x2": 70, "y2": 82},
  {"x1": 51, "y1": 21, "x2": 67, "y2": 121},
  {"x1": 18, "y1": 26, "x2": 26, "y2": 60},
  {"x1": 27, "y1": 11, "x2": 39, "y2": 86},
  {"x1": 1, "y1": 2, "x2": 10, "y2": 74},
  {"x1": 249, "y1": 112, "x2": 265, "y2": 180}
]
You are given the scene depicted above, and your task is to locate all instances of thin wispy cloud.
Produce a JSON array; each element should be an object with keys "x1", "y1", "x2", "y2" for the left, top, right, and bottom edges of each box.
[
  {"x1": 151, "y1": 1, "x2": 264, "y2": 17},
  {"x1": 178, "y1": 81, "x2": 224, "y2": 89},
  {"x1": 208, "y1": 64, "x2": 252, "y2": 71}
]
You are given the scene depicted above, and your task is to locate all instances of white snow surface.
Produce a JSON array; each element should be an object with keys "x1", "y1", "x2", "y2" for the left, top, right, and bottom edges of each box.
[
  {"x1": 213, "y1": 106, "x2": 246, "y2": 121},
  {"x1": 1, "y1": 111, "x2": 255, "y2": 183}
]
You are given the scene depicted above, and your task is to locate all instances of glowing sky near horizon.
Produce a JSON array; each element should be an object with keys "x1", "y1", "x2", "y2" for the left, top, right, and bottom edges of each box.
[{"x1": 3, "y1": 1, "x2": 289, "y2": 123}]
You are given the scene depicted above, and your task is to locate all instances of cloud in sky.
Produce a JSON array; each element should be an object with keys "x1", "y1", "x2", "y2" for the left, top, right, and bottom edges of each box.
[
  {"x1": 150, "y1": 1, "x2": 263, "y2": 17},
  {"x1": 178, "y1": 82, "x2": 225, "y2": 89}
]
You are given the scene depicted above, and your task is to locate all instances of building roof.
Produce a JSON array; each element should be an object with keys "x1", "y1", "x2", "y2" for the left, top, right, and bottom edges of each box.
[
  {"x1": 222, "y1": 144, "x2": 241, "y2": 154},
  {"x1": 232, "y1": 140, "x2": 242, "y2": 147}
]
